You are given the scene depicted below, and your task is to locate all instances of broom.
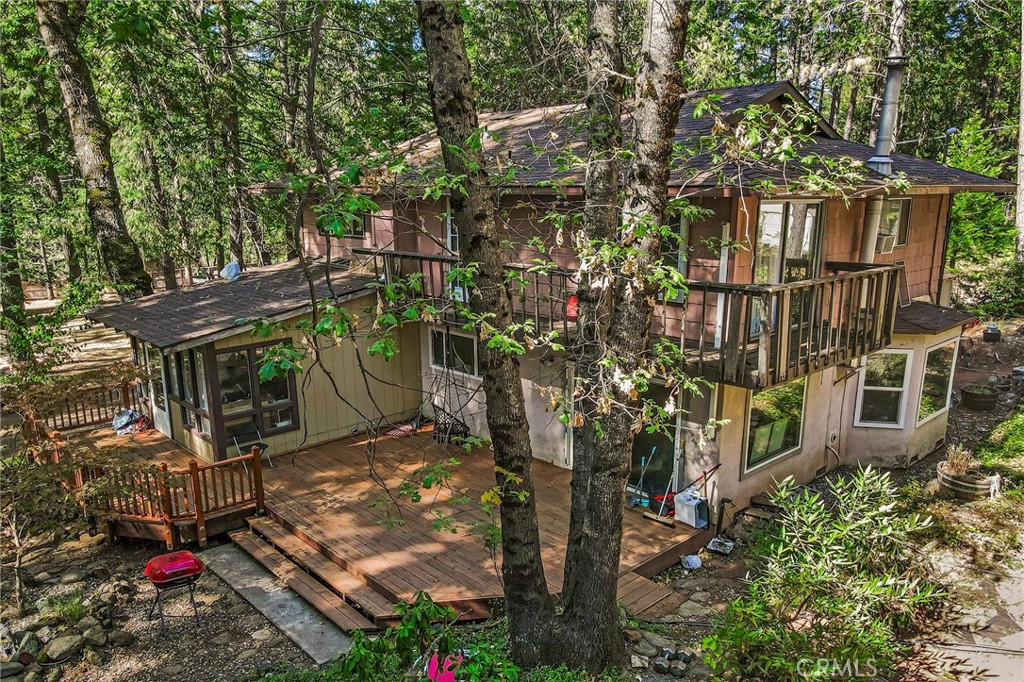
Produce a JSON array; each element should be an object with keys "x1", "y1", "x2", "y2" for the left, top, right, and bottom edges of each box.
[{"x1": 643, "y1": 467, "x2": 678, "y2": 527}]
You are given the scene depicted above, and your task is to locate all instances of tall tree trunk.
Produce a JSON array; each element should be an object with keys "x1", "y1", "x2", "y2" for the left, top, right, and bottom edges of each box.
[
  {"x1": 415, "y1": 0, "x2": 554, "y2": 666},
  {"x1": 1016, "y1": 0, "x2": 1024, "y2": 260},
  {"x1": 140, "y1": 136, "x2": 178, "y2": 291},
  {"x1": 0, "y1": 136, "x2": 30, "y2": 363},
  {"x1": 278, "y1": 0, "x2": 302, "y2": 261},
  {"x1": 844, "y1": 72, "x2": 860, "y2": 139},
  {"x1": 562, "y1": 0, "x2": 623, "y2": 611},
  {"x1": 558, "y1": 0, "x2": 691, "y2": 674},
  {"x1": 35, "y1": 0, "x2": 151, "y2": 299},
  {"x1": 33, "y1": 96, "x2": 80, "y2": 281}
]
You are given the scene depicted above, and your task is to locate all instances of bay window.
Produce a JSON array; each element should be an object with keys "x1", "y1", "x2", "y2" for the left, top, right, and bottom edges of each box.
[
  {"x1": 746, "y1": 377, "x2": 806, "y2": 471},
  {"x1": 919, "y1": 341, "x2": 957, "y2": 423},
  {"x1": 855, "y1": 350, "x2": 912, "y2": 428}
]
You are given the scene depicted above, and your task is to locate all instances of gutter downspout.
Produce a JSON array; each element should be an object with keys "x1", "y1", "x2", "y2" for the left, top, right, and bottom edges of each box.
[{"x1": 862, "y1": 0, "x2": 908, "y2": 265}]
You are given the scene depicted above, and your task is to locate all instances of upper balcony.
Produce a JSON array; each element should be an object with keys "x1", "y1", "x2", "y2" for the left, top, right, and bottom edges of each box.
[{"x1": 353, "y1": 248, "x2": 900, "y2": 391}]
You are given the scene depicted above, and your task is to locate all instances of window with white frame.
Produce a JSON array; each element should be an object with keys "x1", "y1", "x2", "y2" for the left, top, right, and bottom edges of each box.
[
  {"x1": 879, "y1": 198, "x2": 911, "y2": 247},
  {"x1": 855, "y1": 350, "x2": 912, "y2": 428},
  {"x1": 746, "y1": 377, "x2": 806, "y2": 471},
  {"x1": 430, "y1": 328, "x2": 480, "y2": 376},
  {"x1": 918, "y1": 340, "x2": 957, "y2": 423},
  {"x1": 445, "y1": 197, "x2": 459, "y2": 254}
]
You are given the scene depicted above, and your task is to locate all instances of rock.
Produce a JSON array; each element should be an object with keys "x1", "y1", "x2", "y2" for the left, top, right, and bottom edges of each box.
[
  {"x1": 44, "y1": 670, "x2": 62, "y2": 682},
  {"x1": 18, "y1": 632, "x2": 40, "y2": 655},
  {"x1": 236, "y1": 649, "x2": 260, "y2": 662},
  {"x1": 624, "y1": 628, "x2": 642, "y2": 643},
  {"x1": 710, "y1": 602, "x2": 728, "y2": 613},
  {"x1": 160, "y1": 665, "x2": 184, "y2": 676},
  {"x1": 88, "y1": 567, "x2": 110, "y2": 581},
  {"x1": 25, "y1": 672, "x2": 42, "y2": 682},
  {"x1": 629, "y1": 655, "x2": 649, "y2": 669},
  {"x1": 0, "y1": 661, "x2": 25, "y2": 678},
  {"x1": 74, "y1": 617, "x2": 100, "y2": 634},
  {"x1": 653, "y1": 657, "x2": 671, "y2": 674},
  {"x1": 33, "y1": 628, "x2": 54, "y2": 644},
  {"x1": 631, "y1": 640, "x2": 658, "y2": 658},
  {"x1": 43, "y1": 635, "x2": 83, "y2": 662},
  {"x1": 195, "y1": 593, "x2": 223, "y2": 606},
  {"x1": 669, "y1": 660, "x2": 688, "y2": 677},
  {"x1": 676, "y1": 600, "x2": 707, "y2": 618},
  {"x1": 32, "y1": 573, "x2": 52, "y2": 584},
  {"x1": 251, "y1": 628, "x2": 275, "y2": 642},
  {"x1": 263, "y1": 637, "x2": 285, "y2": 649},
  {"x1": 106, "y1": 630, "x2": 135, "y2": 648},
  {"x1": 642, "y1": 631, "x2": 677, "y2": 653},
  {"x1": 672, "y1": 646, "x2": 696, "y2": 663},
  {"x1": 209, "y1": 632, "x2": 234, "y2": 647},
  {"x1": 78, "y1": 533, "x2": 105, "y2": 548},
  {"x1": 83, "y1": 649, "x2": 103, "y2": 666},
  {"x1": 30, "y1": 615, "x2": 59, "y2": 630},
  {"x1": 81, "y1": 626, "x2": 105, "y2": 648},
  {"x1": 690, "y1": 591, "x2": 712, "y2": 604},
  {"x1": 58, "y1": 570, "x2": 86, "y2": 585},
  {"x1": 34, "y1": 600, "x2": 53, "y2": 615},
  {"x1": 226, "y1": 604, "x2": 249, "y2": 616}
]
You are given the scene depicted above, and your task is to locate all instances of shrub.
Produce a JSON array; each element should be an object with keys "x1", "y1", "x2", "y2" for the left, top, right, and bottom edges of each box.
[
  {"x1": 976, "y1": 411, "x2": 1024, "y2": 494},
  {"x1": 51, "y1": 591, "x2": 86, "y2": 625},
  {"x1": 702, "y1": 468, "x2": 941, "y2": 681},
  {"x1": 954, "y1": 258, "x2": 1024, "y2": 320}
]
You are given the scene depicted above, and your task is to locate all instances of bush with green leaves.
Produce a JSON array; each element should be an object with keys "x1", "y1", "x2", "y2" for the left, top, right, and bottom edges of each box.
[
  {"x1": 955, "y1": 258, "x2": 1024, "y2": 320},
  {"x1": 702, "y1": 468, "x2": 941, "y2": 681}
]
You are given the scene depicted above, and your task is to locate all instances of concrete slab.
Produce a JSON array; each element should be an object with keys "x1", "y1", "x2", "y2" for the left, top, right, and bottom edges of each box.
[{"x1": 202, "y1": 543, "x2": 352, "y2": 664}]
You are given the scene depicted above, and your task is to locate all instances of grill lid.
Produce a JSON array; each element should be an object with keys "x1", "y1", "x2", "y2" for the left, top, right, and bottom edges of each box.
[{"x1": 145, "y1": 551, "x2": 205, "y2": 584}]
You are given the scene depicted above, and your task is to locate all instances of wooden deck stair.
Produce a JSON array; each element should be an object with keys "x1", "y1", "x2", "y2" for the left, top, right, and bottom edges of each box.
[{"x1": 230, "y1": 529, "x2": 376, "y2": 632}]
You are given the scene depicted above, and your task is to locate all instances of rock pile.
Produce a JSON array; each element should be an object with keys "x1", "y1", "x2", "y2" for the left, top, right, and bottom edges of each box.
[{"x1": 625, "y1": 629, "x2": 697, "y2": 678}]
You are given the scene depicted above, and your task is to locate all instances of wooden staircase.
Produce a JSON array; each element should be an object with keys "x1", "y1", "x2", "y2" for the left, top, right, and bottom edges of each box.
[{"x1": 230, "y1": 515, "x2": 401, "y2": 632}]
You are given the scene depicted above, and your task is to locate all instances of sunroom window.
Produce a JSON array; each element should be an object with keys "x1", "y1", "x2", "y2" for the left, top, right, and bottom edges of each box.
[
  {"x1": 746, "y1": 377, "x2": 805, "y2": 471},
  {"x1": 215, "y1": 343, "x2": 299, "y2": 437},
  {"x1": 855, "y1": 350, "x2": 911, "y2": 428},
  {"x1": 919, "y1": 341, "x2": 957, "y2": 423}
]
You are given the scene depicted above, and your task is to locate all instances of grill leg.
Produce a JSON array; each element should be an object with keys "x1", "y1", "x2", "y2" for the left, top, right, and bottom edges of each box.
[
  {"x1": 147, "y1": 588, "x2": 166, "y2": 635},
  {"x1": 188, "y1": 582, "x2": 201, "y2": 627}
]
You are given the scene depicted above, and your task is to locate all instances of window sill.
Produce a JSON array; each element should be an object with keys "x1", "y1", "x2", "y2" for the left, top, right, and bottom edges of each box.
[
  {"x1": 429, "y1": 363, "x2": 482, "y2": 382},
  {"x1": 742, "y1": 444, "x2": 803, "y2": 479},
  {"x1": 853, "y1": 420, "x2": 905, "y2": 430}
]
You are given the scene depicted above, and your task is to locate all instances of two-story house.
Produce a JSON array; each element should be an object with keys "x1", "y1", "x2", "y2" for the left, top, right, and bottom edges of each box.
[{"x1": 88, "y1": 81, "x2": 1013, "y2": 516}]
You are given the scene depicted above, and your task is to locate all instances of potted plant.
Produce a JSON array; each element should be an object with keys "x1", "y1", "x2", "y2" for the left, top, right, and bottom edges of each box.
[
  {"x1": 961, "y1": 383, "x2": 1000, "y2": 411},
  {"x1": 936, "y1": 444, "x2": 1000, "y2": 500}
]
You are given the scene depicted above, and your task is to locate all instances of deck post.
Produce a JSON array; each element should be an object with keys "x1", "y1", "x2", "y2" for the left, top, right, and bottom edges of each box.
[
  {"x1": 120, "y1": 382, "x2": 131, "y2": 410},
  {"x1": 157, "y1": 463, "x2": 175, "y2": 550},
  {"x1": 188, "y1": 460, "x2": 207, "y2": 548},
  {"x1": 250, "y1": 446, "x2": 265, "y2": 513}
]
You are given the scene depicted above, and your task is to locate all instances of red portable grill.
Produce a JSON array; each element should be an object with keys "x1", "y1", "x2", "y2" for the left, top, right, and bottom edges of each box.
[{"x1": 144, "y1": 551, "x2": 204, "y2": 633}]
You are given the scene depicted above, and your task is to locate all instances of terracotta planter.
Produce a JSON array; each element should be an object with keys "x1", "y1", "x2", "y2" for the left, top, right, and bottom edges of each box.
[
  {"x1": 937, "y1": 463, "x2": 1000, "y2": 500},
  {"x1": 961, "y1": 384, "x2": 1000, "y2": 411}
]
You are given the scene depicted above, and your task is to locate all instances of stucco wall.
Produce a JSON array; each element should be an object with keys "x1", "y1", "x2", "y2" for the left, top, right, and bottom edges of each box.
[{"x1": 417, "y1": 324, "x2": 571, "y2": 467}]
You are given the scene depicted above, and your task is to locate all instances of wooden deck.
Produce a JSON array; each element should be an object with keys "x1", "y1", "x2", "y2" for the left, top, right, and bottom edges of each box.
[{"x1": 75, "y1": 427, "x2": 709, "y2": 621}]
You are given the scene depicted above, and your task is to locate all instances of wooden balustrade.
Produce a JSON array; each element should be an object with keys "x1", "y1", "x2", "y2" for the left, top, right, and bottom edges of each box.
[
  {"x1": 354, "y1": 248, "x2": 900, "y2": 390},
  {"x1": 353, "y1": 248, "x2": 576, "y2": 337},
  {"x1": 66, "y1": 447, "x2": 264, "y2": 549},
  {"x1": 45, "y1": 383, "x2": 144, "y2": 432}
]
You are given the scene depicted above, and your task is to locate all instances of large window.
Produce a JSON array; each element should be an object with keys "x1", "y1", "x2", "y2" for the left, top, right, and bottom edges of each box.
[
  {"x1": 746, "y1": 377, "x2": 806, "y2": 471},
  {"x1": 143, "y1": 343, "x2": 166, "y2": 410},
  {"x1": 170, "y1": 348, "x2": 211, "y2": 437},
  {"x1": 879, "y1": 198, "x2": 911, "y2": 247},
  {"x1": 919, "y1": 340, "x2": 957, "y2": 424},
  {"x1": 855, "y1": 350, "x2": 912, "y2": 428},
  {"x1": 215, "y1": 343, "x2": 299, "y2": 437},
  {"x1": 430, "y1": 328, "x2": 480, "y2": 377},
  {"x1": 755, "y1": 201, "x2": 821, "y2": 285}
]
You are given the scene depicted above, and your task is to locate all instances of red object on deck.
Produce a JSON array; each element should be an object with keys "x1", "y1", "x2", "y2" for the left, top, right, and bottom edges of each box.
[
  {"x1": 144, "y1": 551, "x2": 204, "y2": 586},
  {"x1": 566, "y1": 295, "x2": 579, "y2": 322}
]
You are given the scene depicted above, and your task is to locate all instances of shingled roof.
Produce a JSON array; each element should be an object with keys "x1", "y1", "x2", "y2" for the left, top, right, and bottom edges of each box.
[
  {"x1": 398, "y1": 80, "x2": 1013, "y2": 195},
  {"x1": 86, "y1": 260, "x2": 374, "y2": 351}
]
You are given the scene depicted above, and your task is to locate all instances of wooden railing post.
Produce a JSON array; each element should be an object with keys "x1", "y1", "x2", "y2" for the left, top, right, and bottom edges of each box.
[
  {"x1": 251, "y1": 446, "x2": 266, "y2": 514},
  {"x1": 188, "y1": 460, "x2": 207, "y2": 548},
  {"x1": 157, "y1": 463, "x2": 175, "y2": 550},
  {"x1": 121, "y1": 382, "x2": 131, "y2": 410}
]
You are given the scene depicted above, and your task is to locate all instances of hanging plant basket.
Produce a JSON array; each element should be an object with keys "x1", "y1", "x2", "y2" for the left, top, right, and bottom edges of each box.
[
  {"x1": 961, "y1": 384, "x2": 1000, "y2": 411},
  {"x1": 936, "y1": 462, "x2": 1000, "y2": 500}
]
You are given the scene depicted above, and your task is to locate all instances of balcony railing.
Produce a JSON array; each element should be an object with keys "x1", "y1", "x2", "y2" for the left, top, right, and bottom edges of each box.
[
  {"x1": 654, "y1": 262, "x2": 901, "y2": 389},
  {"x1": 353, "y1": 248, "x2": 900, "y2": 391},
  {"x1": 353, "y1": 248, "x2": 576, "y2": 337}
]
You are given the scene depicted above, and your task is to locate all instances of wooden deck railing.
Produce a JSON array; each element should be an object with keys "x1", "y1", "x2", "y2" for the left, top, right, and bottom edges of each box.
[
  {"x1": 655, "y1": 262, "x2": 901, "y2": 388},
  {"x1": 353, "y1": 248, "x2": 577, "y2": 337},
  {"x1": 355, "y1": 248, "x2": 900, "y2": 390},
  {"x1": 75, "y1": 447, "x2": 264, "y2": 549},
  {"x1": 45, "y1": 383, "x2": 145, "y2": 432}
]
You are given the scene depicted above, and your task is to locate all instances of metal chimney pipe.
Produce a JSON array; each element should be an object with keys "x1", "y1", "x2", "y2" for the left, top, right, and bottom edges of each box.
[
  {"x1": 866, "y1": 0, "x2": 908, "y2": 177},
  {"x1": 863, "y1": 0, "x2": 908, "y2": 263}
]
